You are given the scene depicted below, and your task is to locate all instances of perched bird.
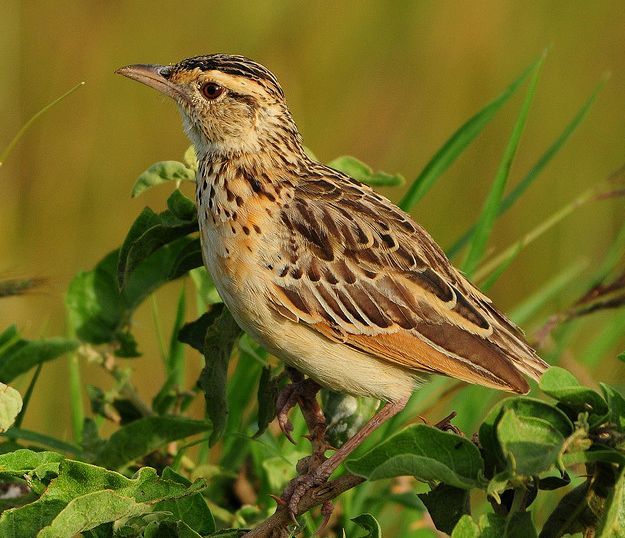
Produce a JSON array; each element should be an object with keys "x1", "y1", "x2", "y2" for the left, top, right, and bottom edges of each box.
[{"x1": 117, "y1": 54, "x2": 548, "y2": 515}]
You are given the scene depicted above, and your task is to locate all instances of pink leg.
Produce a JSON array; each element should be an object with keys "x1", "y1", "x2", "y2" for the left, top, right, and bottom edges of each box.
[{"x1": 284, "y1": 395, "x2": 409, "y2": 518}]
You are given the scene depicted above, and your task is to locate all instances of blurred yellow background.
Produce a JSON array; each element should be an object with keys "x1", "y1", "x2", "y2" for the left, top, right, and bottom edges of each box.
[{"x1": 1, "y1": 1, "x2": 624, "y2": 438}]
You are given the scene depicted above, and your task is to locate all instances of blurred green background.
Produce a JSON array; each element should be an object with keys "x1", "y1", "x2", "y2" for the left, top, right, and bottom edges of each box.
[{"x1": 1, "y1": 2, "x2": 624, "y2": 445}]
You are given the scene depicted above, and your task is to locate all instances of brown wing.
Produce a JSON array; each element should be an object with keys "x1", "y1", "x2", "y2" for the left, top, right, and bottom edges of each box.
[{"x1": 265, "y1": 167, "x2": 547, "y2": 394}]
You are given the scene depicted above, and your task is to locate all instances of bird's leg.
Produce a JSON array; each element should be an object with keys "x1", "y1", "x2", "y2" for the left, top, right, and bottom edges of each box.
[
  {"x1": 283, "y1": 395, "x2": 409, "y2": 520},
  {"x1": 276, "y1": 367, "x2": 329, "y2": 462}
]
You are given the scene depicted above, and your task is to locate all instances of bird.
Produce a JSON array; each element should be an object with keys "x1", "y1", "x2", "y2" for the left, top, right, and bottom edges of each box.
[{"x1": 116, "y1": 54, "x2": 548, "y2": 517}]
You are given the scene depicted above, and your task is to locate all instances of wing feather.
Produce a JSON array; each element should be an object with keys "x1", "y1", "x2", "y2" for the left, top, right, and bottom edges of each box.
[{"x1": 265, "y1": 166, "x2": 548, "y2": 394}]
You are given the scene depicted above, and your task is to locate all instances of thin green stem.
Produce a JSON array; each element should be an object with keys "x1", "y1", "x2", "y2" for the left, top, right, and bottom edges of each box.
[{"x1": 0, "y1": 82, "x2": 85, "y2": 168}]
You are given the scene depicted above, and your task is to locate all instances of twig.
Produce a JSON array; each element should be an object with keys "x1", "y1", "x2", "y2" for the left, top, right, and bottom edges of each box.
[{"x1": 244, "y1": 473, "x2": 365, "y2": 538}]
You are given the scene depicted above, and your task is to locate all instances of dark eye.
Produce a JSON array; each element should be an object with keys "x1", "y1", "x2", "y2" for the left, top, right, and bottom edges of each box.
[{"x1": 200, "y1": 82, "x2": 225, "y2": 100}]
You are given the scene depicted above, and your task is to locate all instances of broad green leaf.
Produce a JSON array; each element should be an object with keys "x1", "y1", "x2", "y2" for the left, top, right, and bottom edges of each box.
[
  {"x1": 399, "y1": 54, "x2": 543, "y2": 211},
  {"x1": 0, "y1": 327, "x2": 78, "y2": 383},
  {"x1": 321, "y1": 391, "x2": 380, "y2": 449},
  {"x1": 0, "y1": 383, "x2": 22, "y2": 432},
  {"x1": 351, "y1": 513, "x2": 382, "y2": 538},
  {"x1": 66, "y1": 251, "x2": 127, "y2": 345},
  {"x1": 131, "y1": 161, "x2": 195, "y2": 198},
  {"x1": 479, "y1": 397, "x2": 573, "y2": 472},
  {"x1": 419, "y1": 484, "x2": 468, "y2": 534},
  {"x1": 183, "y1": 146, "x2": 198, "y2": 170},
  {"x1": 346, "y1": 424, "x2": 484, "y2": 489},
  {"x1": 168, "y1": 238, "x2": 204, "y2": 280},
  {"x1": 618, "y1": 351, "x2": 625, "y2": 362},
  {"x1": 37, "y1": 490, "x2": 151, "y2": 538},
  {"x1": 254, "y1": 366, "x2": 281, "y2": 438},
  {"x1": 541, "y1": 480, "x2": 594, "y2": 538},
  {"x1": 539, "y1": 367, "x2": 609, "y2": 417},
  {"x1": 462, "y1": 51, "x2": 546, "y2": 276},
  {"x1": 328, "y1": 155, "x2": 404, "y2": 187},
  {"x1": 600, "y1": 383, "x2": 625, "y2": 430},
  {"x1": 447, "y1": 78, "x2": 606, "y2": 259},
  {"x1": 95, "y1": 417, "x2": 211, "y2": 470},
  {"x1": 199, "y1": 308, "x2": 242, "y2": 446},
  {"x1": 0, "y1": 449, "x2": 64, "y2": 477},
  {"x1": 143, "y1": 520, "x2": 204, "y2": 538},
  {"x1": 496, "y1": 408, "x2": 564, "y2": 476},
  {"x1": 596, "y1": 468, "x2": 625, "y2": 538},
  {"x1": 178, "y1": 304, "x2": 225, "y2": 354},
  {"x1": 451, "y1": 515, "x2": 480, "y2": 538},
  {"x1": 68, "y1": 239, "x2": 197, "y2": 351},
  {"x1": 118, "y1": 190, "x2": 198, "y2": 289},
  {"x1": 0, "y1": 461, "x2": 206, "y2": 537},
  {"x1": 153, "y1": 468, "x2": 215, "y2": 534}
]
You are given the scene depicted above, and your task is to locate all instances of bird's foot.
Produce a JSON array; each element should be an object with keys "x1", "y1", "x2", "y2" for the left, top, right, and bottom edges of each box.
[
  {"x1": 276, "y1": 369, "x2": 328, "y2": 453},
  {"x1": 282, "y1": 466, "x2": 333, "y2": 524}
]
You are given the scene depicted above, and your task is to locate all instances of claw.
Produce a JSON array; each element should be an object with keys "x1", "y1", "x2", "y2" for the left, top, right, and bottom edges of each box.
[
  {"x1": 317, "y1": 501, "x2": 334, "y2": 534},
  {"x1": 268, "y1": 493, "x2": 286, "y2": 506}
]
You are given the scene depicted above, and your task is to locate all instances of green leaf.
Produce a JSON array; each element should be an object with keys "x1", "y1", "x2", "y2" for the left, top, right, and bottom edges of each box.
[
  {"x1": 37, "y1": 490, "x2": 151, "y2": 538},
  {"x1": 0, "y1": 449, "x2": 64, "y2": 477},
  {"x1": 95, "y1": 417, "x2": 211, "y2": 470},
  {"x1": 399, "y1": 54, "x2": 543, "y2": 211},
  {"x1": 118, "y1": 191, "x2": 198, "y2": 289},
  {"x1": 479, "y1": 397, "x2": 573, "y2": 472},
  {"x1": 451, "y1": 515, "x2": 480, "y2": 538},
  {"x1": 618, "y1": 351, "x2": 625, "y2": 362},
  {"x1": 351, "y1": 513, "x2": 382, "y2": 538},
  {"x1": 419, "y1": 484, "x2": 468, "y2": 534},
  {"x1": 600, "y1": 383, "x2": 625, "y2": 430},
  {"x1": 328, "y1": 155, "x2": 404, "y2": 187},
  {"x1": 199, "y1": 308, "x2": 242, "y2": 446},
  {"x1": 178, "y1": 305, "x2": 225, "y2": 354},
  {"x1": 541, "y1": 480, "x2": 594, "y2": 538},
  {"x1": 153, "y1": 468, "x2": 215, "y2": 534},
  {"x1": 346, "y1": 424, "x2": 484, "y2": 489},
  {"x1": 539, "y1": 367, "x2": 609, "y2": 418},
  {"x1": 168, "y1": 238, "x2": 204, "y2": 280},
  {"x1": 596, "y1": 468, "x2": 625, "y2": 538},
  {"x1": 0, "y1": 383, "x2": 22, "y2": 432},
  {"x1": 68, "y1": 240, "x2": 197, "y2": 351},
  {"x1": 131, "y1": 161, "x2": 195, "y2": 198},
  {"x1": 0, "y1": 327, "x2": 78, "y2": 383},
  {"x1": 496, "y1": 408, "x2": 564, "y2": 476},
  {"x1": 66, "y1": 251, "x2": 127, "y2": 345},
  {"x1": 462, "y1": 51, "x2": 546, "y2": 276},
  {"x1": 254, "y1": 366, "x2": 281, "y2": 438},
  {"x1": 183, "y1": 146, "x2": 198, "y2": 170},
  {"x1": 447, "y1": 78, "x2": 606, "y2": 259}
]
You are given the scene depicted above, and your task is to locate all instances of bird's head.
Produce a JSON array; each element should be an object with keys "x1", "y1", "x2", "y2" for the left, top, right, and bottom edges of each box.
[{"x1": 116, "y1": 54, "x2": 302, "y2": 158}]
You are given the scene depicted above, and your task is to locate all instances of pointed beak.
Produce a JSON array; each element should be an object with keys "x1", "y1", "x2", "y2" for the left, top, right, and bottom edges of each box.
[{"x1": 115, "y1": 64, "x2": 188, "y2": 103}]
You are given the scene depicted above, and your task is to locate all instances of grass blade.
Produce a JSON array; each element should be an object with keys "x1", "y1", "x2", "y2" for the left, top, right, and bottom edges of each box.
[
  {"x1": 473, "y1": 178, "x2": 616, "y2": 283},
  {"x1": 68, "y1": 354, "x2": 84, "y2": 443},
  {"x1": 0, "y1": 82, "x2": 85, "y2": 168},
  {"x1": 398, "y1": 54, "x2": 545, "y2": 211},
  {"x1": 13, "y1": 364, "x2": 43, "y2": 429},
  {"x1": 2, "y1": 427, "x2": 82, "y2": 455},
  {"x1": 462, "y1": 51, "x2": 547, "y2": 276},
  {"x1": 509, "y1": 260, "x2": 589, "y2": 325},
  {"x1": 447, "y1": 76, "x2": 607, "y2": 259}
]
